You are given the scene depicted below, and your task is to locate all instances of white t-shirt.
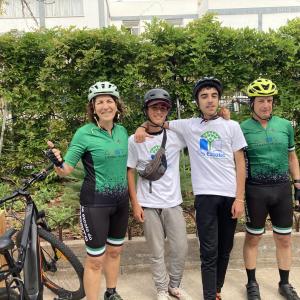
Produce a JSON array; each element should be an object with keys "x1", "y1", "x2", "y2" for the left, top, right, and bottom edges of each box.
[
  {"x1": 127, "y1": 130, "x2": 186, "y2": 208},
  {"x1": 169, "y1": 117, "x2": 247, "y2": 197}
]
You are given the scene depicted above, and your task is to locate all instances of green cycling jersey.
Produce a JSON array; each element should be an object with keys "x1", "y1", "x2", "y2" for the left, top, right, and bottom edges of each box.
[
  {"x1": 64, "y1": 123, "x2": 128, "y2": 207},
  {"x1": 241, "y1": 116, "x2": 295, "y2": 184}
]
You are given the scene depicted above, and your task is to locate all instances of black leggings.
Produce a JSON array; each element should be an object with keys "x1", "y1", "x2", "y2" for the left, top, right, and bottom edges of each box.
[{"x1": 195, "y1": 195, "x2": 237, "y2": 300}]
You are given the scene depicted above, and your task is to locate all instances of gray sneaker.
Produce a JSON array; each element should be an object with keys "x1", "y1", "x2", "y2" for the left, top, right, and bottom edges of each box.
[
  {"x1": 157, "y1": 291, "x2": 172, "y2": 300},
  {"x1": 168, "y1": 286, "x2": 192, "y2": 300}
]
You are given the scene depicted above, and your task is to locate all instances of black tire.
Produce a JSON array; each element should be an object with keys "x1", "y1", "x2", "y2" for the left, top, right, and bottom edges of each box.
[
  {"x1": 38, "y1": 228, "x2": 85, "y2": 300},
  {"x1": 0, "y1": 287, "x2": 19, "y2": 300}
]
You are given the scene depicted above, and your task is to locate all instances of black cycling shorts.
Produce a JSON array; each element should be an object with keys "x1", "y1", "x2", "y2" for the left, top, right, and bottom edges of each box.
[
  {"x1": 245, "y1": 182, "x2": 293, "y2": 235},
  {"x1": 79, "y1": 200, "x2": 129, "y2": 256}
]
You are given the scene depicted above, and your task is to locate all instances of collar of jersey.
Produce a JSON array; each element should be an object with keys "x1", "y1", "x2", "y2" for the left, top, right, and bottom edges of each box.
[
  {"x1": 251, "y1": 115, "x2": 273, "y2": 123},
  {"x1": 91, "y1": 123, "x2": 115, "y2": 135}
]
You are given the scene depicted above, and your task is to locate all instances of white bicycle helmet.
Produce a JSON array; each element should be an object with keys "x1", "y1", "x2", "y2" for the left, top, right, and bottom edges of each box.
[{"x1": 88, "y1": 81, "x2": 120, "y2": 102}]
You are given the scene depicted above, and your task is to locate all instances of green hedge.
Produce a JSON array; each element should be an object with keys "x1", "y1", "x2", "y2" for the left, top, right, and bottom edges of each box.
[{"x1": 0, "y1": 15, "x2": 299, "y2": 179}]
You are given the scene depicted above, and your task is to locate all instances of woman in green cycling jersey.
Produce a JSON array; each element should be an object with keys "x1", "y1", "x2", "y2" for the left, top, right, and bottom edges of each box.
[{"x1": 48, "y1": 81, "x2": 128, "y2": 300}]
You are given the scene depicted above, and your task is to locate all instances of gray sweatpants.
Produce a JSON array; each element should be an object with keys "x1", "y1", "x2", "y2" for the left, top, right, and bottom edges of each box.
[{"x1": 143, "y1": 205, "x2": 188, "y2": 292}]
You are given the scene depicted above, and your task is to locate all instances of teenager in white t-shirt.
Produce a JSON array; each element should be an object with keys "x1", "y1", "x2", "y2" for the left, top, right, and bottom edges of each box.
[
  {"x1": 127, "y1": 89, "x2": 192, "y2": 300},
  {"x1": 135, "y1": 77, "x2": 247, "y2": 300}
]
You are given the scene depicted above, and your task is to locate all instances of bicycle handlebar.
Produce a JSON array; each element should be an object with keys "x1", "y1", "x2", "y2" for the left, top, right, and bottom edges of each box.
[{"x1": 0, "y1": 164, "x2": 54, "y2": 205}]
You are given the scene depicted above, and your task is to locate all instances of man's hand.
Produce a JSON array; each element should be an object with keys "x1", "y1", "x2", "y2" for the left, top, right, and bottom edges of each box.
[
  {"x1": 231, "y1": 199, "x2": 244, "y2": 219},
  {"x1": 218, "y1": 107, "x2": 231, "y2": 120},
  {"x1": 134, "y1": 126, "x2": 153, "y2": 143},
  {"x1": 132, "y1": 203, "x2": 145, "y2": 223}
]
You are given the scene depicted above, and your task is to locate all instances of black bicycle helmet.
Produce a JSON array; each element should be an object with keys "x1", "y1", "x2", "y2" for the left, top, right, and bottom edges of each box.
[
  {"x1": 193, "y1": 77, "x2": 223, "y2": 103},
  {"x1": 143, "y1": 88, "x2": 172, "y2": 109}
]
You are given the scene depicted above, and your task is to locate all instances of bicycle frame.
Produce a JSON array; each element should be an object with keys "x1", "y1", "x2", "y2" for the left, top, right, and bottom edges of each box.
[
  {"x1": 20, "y1": 193, "x2": 43, "y2": 300},
  {"x1": 0, "y1": 164, "x2": 85, "y2": 300},
  {"x1": 0, "y1": 166, "x2": 53, "y2": 300}
]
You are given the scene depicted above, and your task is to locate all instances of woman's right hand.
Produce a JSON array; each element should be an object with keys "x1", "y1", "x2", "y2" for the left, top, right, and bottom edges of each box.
[
  {"x1": 46, "y1": 141, "x2": 74, "y2": 176},
  {"x1": 47, "y1": 141, "x2": 63, "y2": 165}
]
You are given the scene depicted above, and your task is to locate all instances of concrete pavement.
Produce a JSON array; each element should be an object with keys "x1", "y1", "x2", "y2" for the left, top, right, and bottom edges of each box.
[{"x1": 44, "y1": 231, "x2": 300, "y2": 300}]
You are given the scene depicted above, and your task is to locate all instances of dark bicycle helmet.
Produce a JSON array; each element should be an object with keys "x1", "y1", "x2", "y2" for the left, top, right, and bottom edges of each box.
[
  {"x1": 88, "y1": 81, "x2": 120, "y2": 102},
  {"x1": 193, "y1": 77, "x2": 223, "y2": 103},
  {"x1": 143, "y1": 88, "x2": 172, "y2": 109},
  {"x1": 247, "y1": 78, "x2": 278, "y2": 97}
]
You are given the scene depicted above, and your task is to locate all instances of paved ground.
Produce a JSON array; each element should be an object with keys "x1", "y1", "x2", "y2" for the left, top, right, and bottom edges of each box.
[
  {"x1": 44, "y1": 266, "x2": 300, "y2": 300},
  {"x1": 43, "y1": 231, "x2": 300, "y2": 299}
]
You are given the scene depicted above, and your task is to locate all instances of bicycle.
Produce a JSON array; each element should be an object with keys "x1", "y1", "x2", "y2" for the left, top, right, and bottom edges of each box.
[{"x1": 0, "y1": 164, "x2": 85, "y2": 300}]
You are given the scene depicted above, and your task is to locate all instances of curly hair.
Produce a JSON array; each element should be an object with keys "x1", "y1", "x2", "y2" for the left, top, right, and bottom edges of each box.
[{"x1": 86, "y1": 96, "x2": 125, "y2": 124}]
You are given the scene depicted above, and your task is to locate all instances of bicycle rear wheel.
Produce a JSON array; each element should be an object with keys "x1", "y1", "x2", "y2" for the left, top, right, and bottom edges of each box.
[{"x1": 38, "y1": 228, "x2": 85, "y2": 300}]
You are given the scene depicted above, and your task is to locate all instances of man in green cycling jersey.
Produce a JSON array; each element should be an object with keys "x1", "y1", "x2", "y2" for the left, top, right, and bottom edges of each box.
[{"x1": 241, "y1": 78, "x2": 300, "y2": 300}]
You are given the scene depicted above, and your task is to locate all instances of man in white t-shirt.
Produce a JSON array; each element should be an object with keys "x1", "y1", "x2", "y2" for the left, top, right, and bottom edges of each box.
[
  {"x1": 136, "y1": 77, "x2": 247, "y2": 300},
  {"x1": 127, "y1": 88, "x2": 192, "y2": 300}
]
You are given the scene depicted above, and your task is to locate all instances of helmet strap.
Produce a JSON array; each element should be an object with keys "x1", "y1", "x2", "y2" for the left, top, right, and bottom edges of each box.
[{"x1": 252, "y1": 110, "x2": 272, "y2": 121}]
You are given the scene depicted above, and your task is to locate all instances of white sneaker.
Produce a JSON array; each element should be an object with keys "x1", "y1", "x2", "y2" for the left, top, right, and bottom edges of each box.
[
  {"x1": 157, "y1": 291, "x2": 172, "y2": 300},
  {"x1": 168, "y1": 286, "x2": 192, "y2": 300}
]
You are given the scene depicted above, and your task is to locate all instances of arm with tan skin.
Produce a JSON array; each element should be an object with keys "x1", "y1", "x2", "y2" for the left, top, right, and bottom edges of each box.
[
  {"x1": 47, "y1": 141, "x2": 74, "y2": 176},
  {"x1": 134, "y1": 121, "x2": 170, "y2": 143},
  {"x1": 231, "y1": 149, "x2": 246, "y2": 219},
  {"x1": 127, "y1": 167, "x2": 145, "y2": 222},
  {"x1": 289, "y1": 151, "x2": 300, "y2": 206},
  {"x1": 135, "y1": 107, "x2": 230, "y2": 143},
  {"x1": 289, "y1": 150, "x2": 300, "y2": 182}
]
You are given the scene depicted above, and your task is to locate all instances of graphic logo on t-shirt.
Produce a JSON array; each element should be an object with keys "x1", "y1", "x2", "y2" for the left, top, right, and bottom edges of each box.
[
  {"x1": 150, "y1": 145, "x2": 160, "y2": 159},
  {"x1": 199, "y1": 131, "x2": 225, "y2": 158}
]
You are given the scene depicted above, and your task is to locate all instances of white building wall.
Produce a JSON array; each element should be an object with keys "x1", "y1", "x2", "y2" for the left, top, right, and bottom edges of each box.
[
  {"x1": 262, "y1": 13, "x2": 300, "y2": 31},
  {"x1": 0, "y1": 0, "x2": 299, "y2": 33},
  {"x1": 207, "y1": 0, "x2": 300, "y2": 9},
  {"x1": 205, "y1": 0, "x2": 300, "y2": 30},
  {"x1": 217, "y1": 14, "x2": 259, "y2": 30},
  {"x1": 0, "y1": 0, "x2": 101, "y2": 33}
]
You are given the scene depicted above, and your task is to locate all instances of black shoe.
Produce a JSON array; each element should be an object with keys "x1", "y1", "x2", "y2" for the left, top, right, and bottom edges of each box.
[
  {"x1": 279, "y1": 283, "x2": 300, "y2": 300},
  {"x1": 246, "y1": 281, "x2": 261, "y2": 300}
]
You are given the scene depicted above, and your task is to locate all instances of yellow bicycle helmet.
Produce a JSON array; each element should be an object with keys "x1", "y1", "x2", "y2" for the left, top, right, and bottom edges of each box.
[{"x1": 247, "y1": 78, "x2": 278, "y2": 97}]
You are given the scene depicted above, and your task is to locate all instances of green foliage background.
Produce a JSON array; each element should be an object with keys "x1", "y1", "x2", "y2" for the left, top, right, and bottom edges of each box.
[{"x1": 0, "y1": 15, "x2": 299, "y2": 186}]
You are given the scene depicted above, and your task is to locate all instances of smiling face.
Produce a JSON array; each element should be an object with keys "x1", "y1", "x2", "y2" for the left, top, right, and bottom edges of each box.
[
  {"x1": 94, "y1": 94, "x2": 117, "y2": 124},
  {"x1": 197, "y1": 87, "x2": 219, "y2": 118},
  {"x1": 146, "y1": 101, "x2": 169, "y2": 126},
  {"x1": 253, "y1": 96, "x2": 273, "y2": 120}
]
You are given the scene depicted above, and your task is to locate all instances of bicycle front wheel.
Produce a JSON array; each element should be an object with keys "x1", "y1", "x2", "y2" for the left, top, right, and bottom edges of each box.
[{"x1": 38, "y1": 228, "x2": 85, "y2": 300}]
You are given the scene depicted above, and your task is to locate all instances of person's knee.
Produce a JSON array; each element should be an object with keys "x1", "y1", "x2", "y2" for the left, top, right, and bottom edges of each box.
[
  {"x1": 85, "y1": 255, "x2": 105, "y2": 271},
  {"x1": 274, "y1": 234, "x2": 291, "y2": 249},
  {"x1": 244, "y1": 233, "x2": 262, "y2": 248},
  {"x1": 106, "y1": 245, "x2": 122, "y2": 259},
  {"x1": 201, "y1": 246, "x2": 218, "y2": 262}
]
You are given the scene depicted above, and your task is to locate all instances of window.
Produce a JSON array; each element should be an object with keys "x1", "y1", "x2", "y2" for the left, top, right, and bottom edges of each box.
[
  {"x1": 1, "y1": 0, "x2": 37, "y2": 18},
  {"x1": 45, "y1": 0, "x2": 84, "y2": 17},
  {"x1": 1, "y1": 0, "x2": 84, "y2": 18},
  {"x1": 122, "y1": 20, "x2": 140, "y2": 35}
]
